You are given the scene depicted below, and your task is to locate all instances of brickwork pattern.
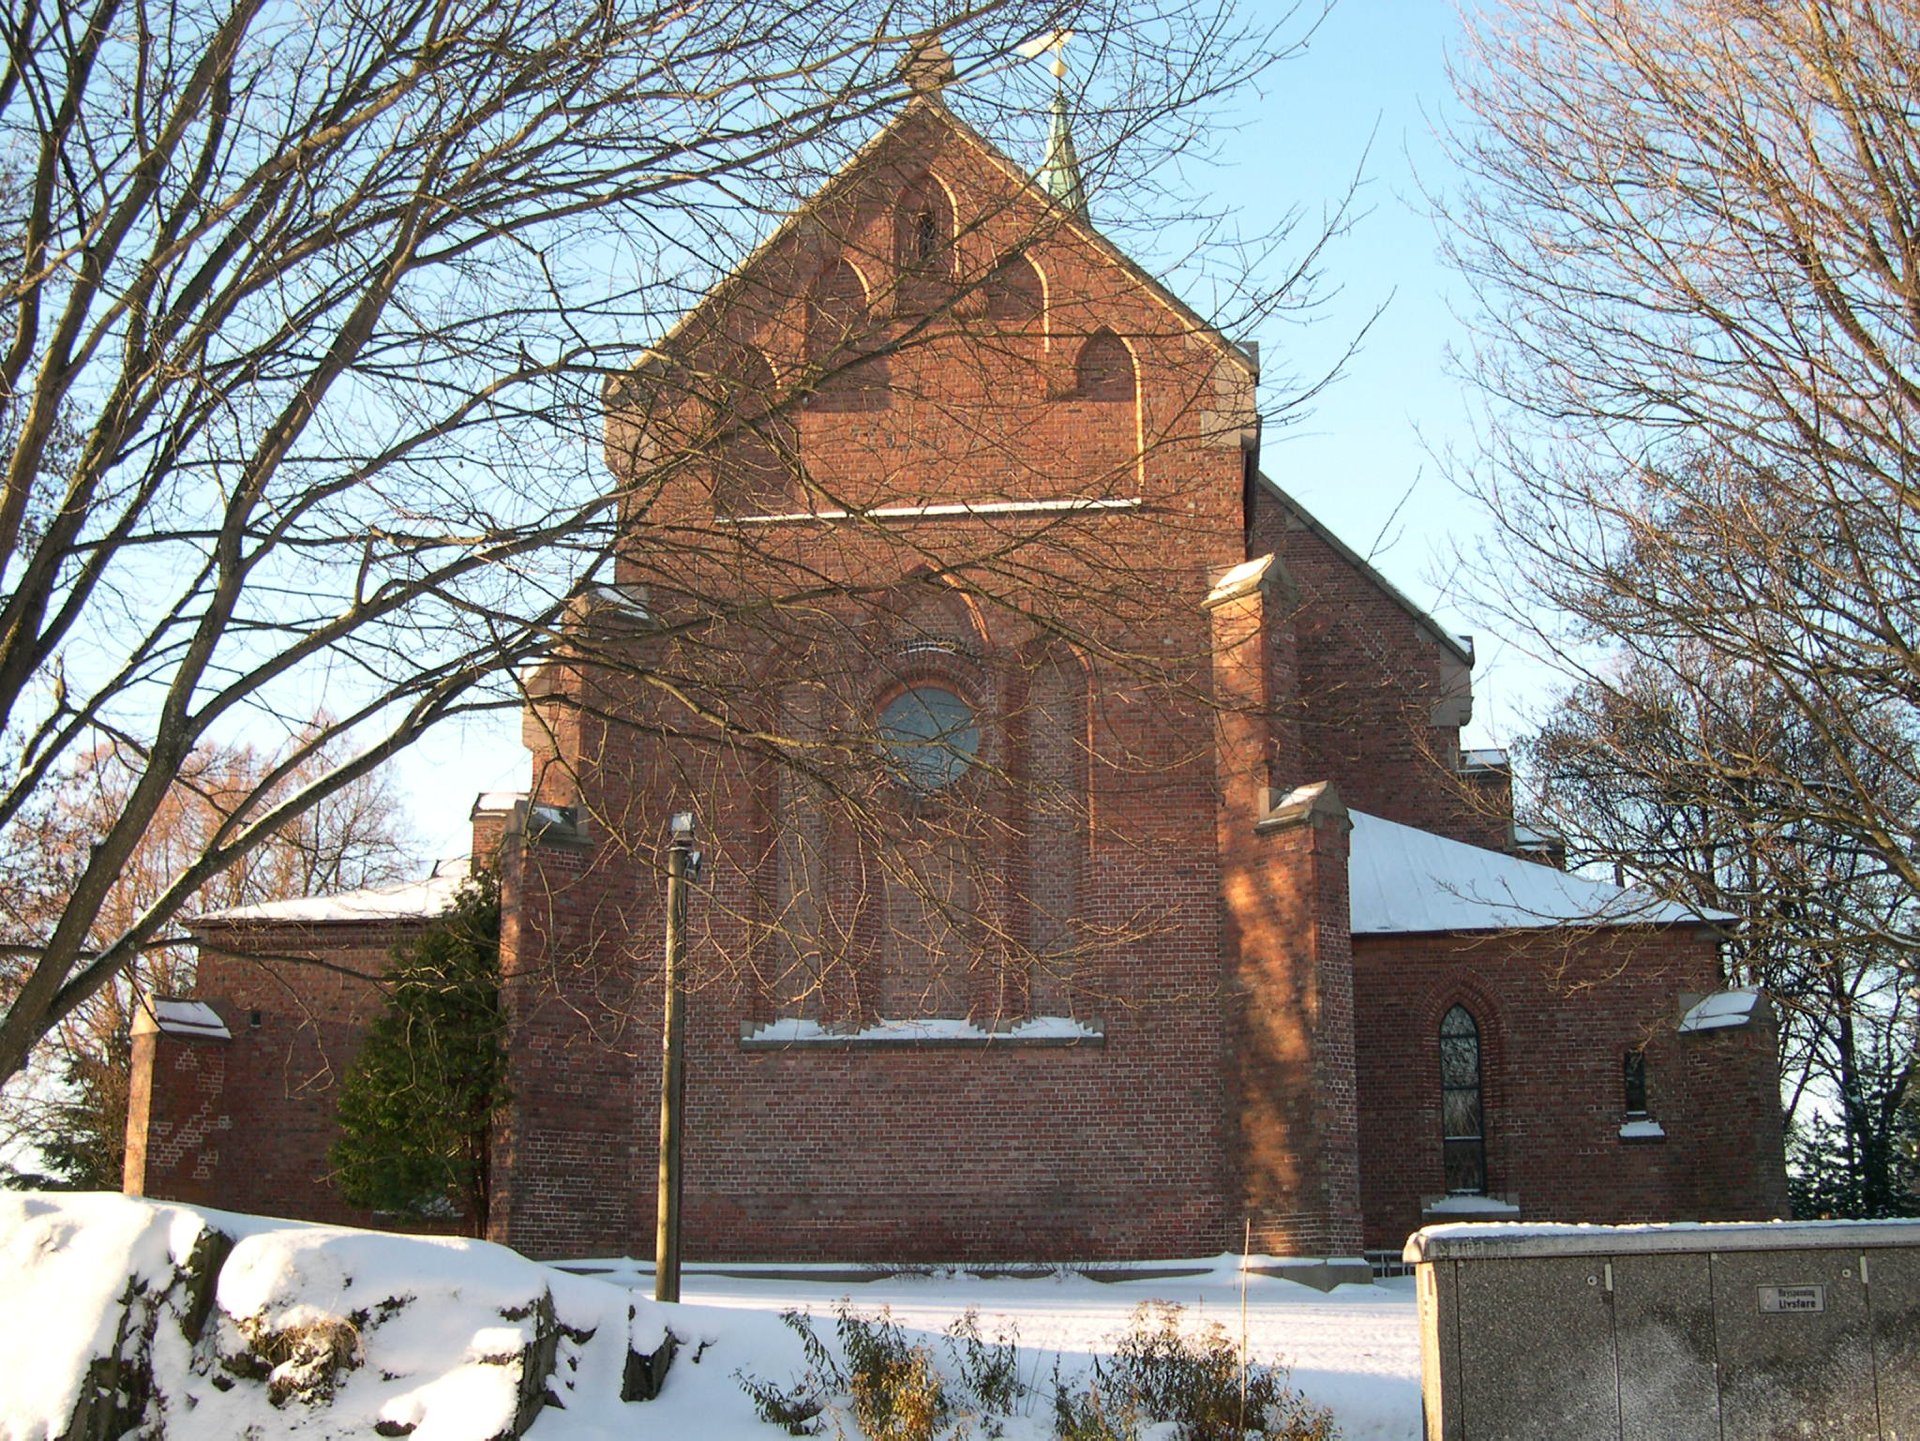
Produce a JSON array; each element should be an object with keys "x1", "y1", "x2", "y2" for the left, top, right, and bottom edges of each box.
[
  {"x1": 126, "y1": 96, "x2": 1791, "y2": 1265},
  {"x1": 1352, "y1": 928, "x2": 1791, "y2": 1251},
  {"x1": 1248, "y1": 485, "x2": 1511, "y2": 851}
]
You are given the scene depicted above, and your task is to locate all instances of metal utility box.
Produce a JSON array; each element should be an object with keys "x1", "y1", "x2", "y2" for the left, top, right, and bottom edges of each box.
[{"x1": 1406, "y1": 1219, "x2": 1920, "y2": 1441}]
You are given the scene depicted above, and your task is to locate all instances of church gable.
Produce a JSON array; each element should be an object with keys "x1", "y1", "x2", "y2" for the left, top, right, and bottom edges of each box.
[{"x1": 605, "y1": 97, "x2": 1259, "y2": 533}]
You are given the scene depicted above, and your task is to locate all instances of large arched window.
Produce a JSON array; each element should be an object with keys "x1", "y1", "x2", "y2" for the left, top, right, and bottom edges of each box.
[{"x1": 1440, "y1": 1005, "x2": 1486, "y2": 1195}]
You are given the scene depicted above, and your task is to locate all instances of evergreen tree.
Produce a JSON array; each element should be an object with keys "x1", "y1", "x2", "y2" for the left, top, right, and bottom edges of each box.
[{"x1": 330, "y1": 873, "x2": 506, "y2": 1234}]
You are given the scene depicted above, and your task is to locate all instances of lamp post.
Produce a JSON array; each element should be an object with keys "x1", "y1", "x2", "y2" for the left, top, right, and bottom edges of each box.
[{"x1": 656, "y1": 810, "x2": 698, "y2": 1303}]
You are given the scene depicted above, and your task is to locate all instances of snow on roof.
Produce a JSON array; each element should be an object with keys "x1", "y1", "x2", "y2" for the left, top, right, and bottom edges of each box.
[
  {"x1": 194, "y1": 856, "x2": 471, "y2": 927},
  {"x1": 132, "y1": 998, "x2": 230, "y2": 1040},
  {"x1": 1349, "y1": 810, "x2": 1725, "y2": 935},
  {"x1": 471, "y1": 790, "x2": 525, "y2": 815},
  {"x1": 1677, "y1": 988, "x2": 1764, "y2": 1033}
]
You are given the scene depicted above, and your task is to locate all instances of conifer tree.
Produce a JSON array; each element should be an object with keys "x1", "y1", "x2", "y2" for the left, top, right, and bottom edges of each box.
[{"x1": 330, "y1": 873, "x2": 506, "y2": 1234}]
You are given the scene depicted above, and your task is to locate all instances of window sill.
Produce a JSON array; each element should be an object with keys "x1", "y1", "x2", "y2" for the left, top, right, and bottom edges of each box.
[
  {"x1": 1618, "y1": 1118, "x2": 1667, "y2": 1142},
  {"x1": 739, "y1": 1016, "x2": 1105, "y2": 1051},
  {"x1": 1421, "y1": 1193, "x2": 1522, "y2": 1222}
]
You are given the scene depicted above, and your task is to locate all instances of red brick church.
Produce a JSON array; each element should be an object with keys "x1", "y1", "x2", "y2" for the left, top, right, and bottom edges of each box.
[{"x1": 125, "y1": 60, "x2": 1789, "y2": 1264}]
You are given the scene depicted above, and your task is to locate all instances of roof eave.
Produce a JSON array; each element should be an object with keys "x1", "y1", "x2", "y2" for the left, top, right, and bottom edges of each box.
[{"x1": 1255, "y1": 471, "x2": 1472, "y2": 665}]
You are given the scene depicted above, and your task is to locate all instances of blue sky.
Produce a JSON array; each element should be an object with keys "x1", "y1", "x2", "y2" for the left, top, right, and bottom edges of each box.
[
  {"x1": 1212, "y1": 1, "x2": 1544, "y2": 731},
  {"x1": 397, "y1": 3, "x2": 1550, "y2": 857}
]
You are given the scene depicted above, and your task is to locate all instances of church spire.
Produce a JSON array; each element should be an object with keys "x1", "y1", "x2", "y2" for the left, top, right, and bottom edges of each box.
[
  {"x1": 1040, "y1": 90, "x2": 1087, "y2": 219},
  {"x1": 1021, "y1": 30, "x2": 1088, "y2": 220}
]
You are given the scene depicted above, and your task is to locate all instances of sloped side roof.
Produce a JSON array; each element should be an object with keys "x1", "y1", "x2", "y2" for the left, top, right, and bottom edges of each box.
[
  {"x1": 1349, "y1": 810, "x2": 1725, "y2": 935},
  {"x1": 132, "y1": 999, "x2": 231, "y2": 1040},
  {"x1": 1255, "y1": 472, "x2": 1473, "y2": 666},
  {"x1": 193, "y1": 857, "x2": 471, "y2": 928}
]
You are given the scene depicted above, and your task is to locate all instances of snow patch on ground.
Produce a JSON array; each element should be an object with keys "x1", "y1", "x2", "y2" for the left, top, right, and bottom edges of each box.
[{"x1": 0, "y1": 1197, "x2": 1422, "y2": 1440}]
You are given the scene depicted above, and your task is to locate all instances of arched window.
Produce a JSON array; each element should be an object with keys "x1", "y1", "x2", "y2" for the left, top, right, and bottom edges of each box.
[
  {"x1": 984, "y1": 253, "x2": 1044, "y2": 325},
  {"x1": 911, "y1": 207, "x2": 939, "y2": 264},
  {"x1": 893, "y1": 176, "x2": 954, "y2": 277},
  {"x1": 1440, "y1": 1005, "x2": 1486, "y2": 1195},
  {"x1": 1074, "y1": 329, "x2": 1135, "y2": 402}
]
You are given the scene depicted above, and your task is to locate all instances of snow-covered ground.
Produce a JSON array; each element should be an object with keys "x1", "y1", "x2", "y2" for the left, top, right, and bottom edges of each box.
[
  {"x1": 0, "y1": 1194, "x2": 1421, "y2": 1440},
  {"x1": 600, "y1": 1259, "x2": 1422, "y2": 1441}
]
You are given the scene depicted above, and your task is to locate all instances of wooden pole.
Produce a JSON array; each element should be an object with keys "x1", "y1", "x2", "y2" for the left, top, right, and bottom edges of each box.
[{"x1": 655, "y1": 819, "x2": 692, "y2": 1303}]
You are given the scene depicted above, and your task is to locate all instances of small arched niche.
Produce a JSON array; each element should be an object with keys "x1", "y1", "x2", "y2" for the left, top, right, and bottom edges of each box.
[
  {"x1": 805, "y1": 259, "x2": 888, "y2": 411},
  {"x1": 1074, "y1": 328, "x2": 1137, "y2": 402},
  {"x1": 707, "y1": 344, "x2": 796, "y2": 515},
  {"x1": 983, "y1": 252, "x2": 1045, "y2": 327}
]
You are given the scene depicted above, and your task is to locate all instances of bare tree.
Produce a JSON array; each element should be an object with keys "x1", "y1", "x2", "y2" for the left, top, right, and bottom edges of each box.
[
  {"x1": 0, "y1": 735, "x2": 416, "y2": 1185},
  {"x1": 0, "y1": 0, "x2": 1325, "y2": 1088},
  {"x1": 1445, "y1": 0, "x2": 1920, "y2": 1208},
  {"x1": 1523, "y1": 648, "x2": 1918, "y2": 1214}
]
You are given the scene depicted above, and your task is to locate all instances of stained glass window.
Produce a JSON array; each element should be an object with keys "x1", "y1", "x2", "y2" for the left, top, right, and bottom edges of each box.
[{"x1": 1440, "y1": 1005, "x2": 1486, "y2": 1195}]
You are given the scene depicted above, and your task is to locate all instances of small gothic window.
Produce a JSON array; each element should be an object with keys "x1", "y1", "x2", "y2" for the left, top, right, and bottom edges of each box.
[
  {"x1": 894, "y1": 178, "x2": 953, "y2": 277},
  {"x1": 1440, "y1": 1005, "x2": 1486, "y2": 1195},
  {"x1": 1074, "y1": 329, "x2": 1135, "y2": 402},
  {"x1": 1624, "y1": 1049, "x2": 1649, "y2": 1118},
  {"x1": 912, "y1": 208, "x2": 939, "y2": 264}
]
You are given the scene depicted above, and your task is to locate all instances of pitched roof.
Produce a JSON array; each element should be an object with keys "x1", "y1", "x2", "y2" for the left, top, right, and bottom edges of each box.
[
  {"x1": 193, "y1": 856, "x2": 471, "y2": 928},
  {"x1": 1348, "y1": 810, "x2": 1726, "y2": 935},
  {"x1": 633, "y1": 93, "x2": 1256, "y2": 383}
]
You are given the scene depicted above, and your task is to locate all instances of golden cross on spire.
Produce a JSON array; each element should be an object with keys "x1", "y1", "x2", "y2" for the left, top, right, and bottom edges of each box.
[{"x1": 1019, "y1": 29, "x2": 1086, "y2": 219}]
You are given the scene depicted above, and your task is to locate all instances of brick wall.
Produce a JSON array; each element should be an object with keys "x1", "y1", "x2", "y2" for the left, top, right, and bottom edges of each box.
[
  {"x1": 1352, "y1": 927, "x2": 1790, "y2": 1252},
  {"x1": 494, "y1": 98, "x2": 1261, "y2": 1261},
  {"x1": 1248, "y1": 482, "x2": 1510, "y2": 851},
  {"x1": 127, "y1": 921, "x2": 426, "y2": 1228}
]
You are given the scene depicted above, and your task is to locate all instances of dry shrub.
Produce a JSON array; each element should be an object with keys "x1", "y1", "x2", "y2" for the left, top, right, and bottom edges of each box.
[
  {"x1": 1066, "y1": 1302, "x2": 1339, "y2": 1441},
  {"x1": 237, "y1": 1312, "x2": 365, "y2": 1407}
]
